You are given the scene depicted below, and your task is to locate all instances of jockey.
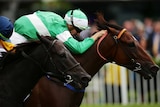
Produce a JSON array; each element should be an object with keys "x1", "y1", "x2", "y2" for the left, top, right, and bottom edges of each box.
[
  {"x1": 10, "y1": 9, "x2": 107, "y2": 54},
  {"x1": 0, "y1": 16, "x2": 15, "y2": 58}
]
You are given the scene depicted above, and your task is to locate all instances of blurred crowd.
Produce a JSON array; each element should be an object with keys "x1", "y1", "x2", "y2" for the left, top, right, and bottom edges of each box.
[{"x1": 109, "y1": 17, "x2": 160, "y2": 66}]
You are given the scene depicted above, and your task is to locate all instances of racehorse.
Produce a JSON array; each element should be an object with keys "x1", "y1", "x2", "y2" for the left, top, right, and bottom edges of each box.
[
  {"x1": 24, "y1": 13, "x2": 160, "y2": 107},
  {"x1": 0, "y1": 35, "x2": 91, "y2": 107}
]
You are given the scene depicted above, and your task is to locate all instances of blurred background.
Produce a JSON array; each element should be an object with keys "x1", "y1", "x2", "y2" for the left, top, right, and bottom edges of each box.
[
  {"x1": 1, "y1": 0, "x2": 160, "y2": 24},
  {"x1": 1, "y1": 0, "x2": 160, "y2": 107}
]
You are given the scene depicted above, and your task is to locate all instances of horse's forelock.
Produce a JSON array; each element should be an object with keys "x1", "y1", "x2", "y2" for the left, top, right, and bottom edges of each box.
[{"x1": 93, "y1": 12, "x2": 108, "y2": 30}]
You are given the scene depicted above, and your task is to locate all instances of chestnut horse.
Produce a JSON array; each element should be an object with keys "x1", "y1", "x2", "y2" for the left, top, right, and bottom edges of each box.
[
  {"x1": 0, "y1": 36, "x2": 91, "y2": 107},
  {"x1": 24, "y1": 13, "x2": 159, "y2": 107}
]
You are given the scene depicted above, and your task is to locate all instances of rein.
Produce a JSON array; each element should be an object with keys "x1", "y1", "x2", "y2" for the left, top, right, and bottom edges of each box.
[
  {"x1": 21, "y1": 51, "x2": 46, "y2": 73},
  {"x1": 96, "y1": 28, "x2": 127, "y2": 61},
  {"x1": 96, "y1": 32, "x2": 108, "y2": 61}
]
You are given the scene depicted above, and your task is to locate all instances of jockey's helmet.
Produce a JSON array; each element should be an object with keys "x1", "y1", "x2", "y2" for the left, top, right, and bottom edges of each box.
[
  {"x1": 64, "y1": 9, "x2": 88, "y2": 32},
  {"x1": 0, "y1": 16, "x2": 13, "y2": 41}
]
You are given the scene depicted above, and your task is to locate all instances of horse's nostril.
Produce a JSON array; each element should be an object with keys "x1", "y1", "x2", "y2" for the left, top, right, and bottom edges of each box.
[
  {"x1": 81, "y1": 76, "x2": 91, "y2": 86},
  {"x1": 150, "y1": 65, "x2": 160, "y2": 74}
]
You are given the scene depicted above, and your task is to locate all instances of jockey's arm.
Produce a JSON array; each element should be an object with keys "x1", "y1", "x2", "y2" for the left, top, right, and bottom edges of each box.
[{"x1": 56, "y1": 30, "x2": 107, "y2": 54}]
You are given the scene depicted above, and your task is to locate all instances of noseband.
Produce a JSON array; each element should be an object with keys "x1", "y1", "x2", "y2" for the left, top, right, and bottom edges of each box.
[{"x1": 96, "y1": 28, "x2": 142, "y2": 72}]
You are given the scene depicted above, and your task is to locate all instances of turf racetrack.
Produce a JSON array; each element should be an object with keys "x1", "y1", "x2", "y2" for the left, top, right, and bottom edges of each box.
[{"x1": 81, "y1": 104, "x2": 160, "y2": 107}]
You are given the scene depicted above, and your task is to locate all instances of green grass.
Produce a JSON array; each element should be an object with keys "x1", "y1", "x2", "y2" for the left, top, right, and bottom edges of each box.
[{"x1": 81, "y1": 104, "x2": 160, "y2": 107}]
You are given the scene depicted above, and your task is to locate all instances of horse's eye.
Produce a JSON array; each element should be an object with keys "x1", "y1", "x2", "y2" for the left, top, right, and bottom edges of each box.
[
  {"x1": 59, "y1": 53, "x2": 66, "y2": 57},
  {"x1": 128, "y1": 42, "x2": 135, "y2": 47}
]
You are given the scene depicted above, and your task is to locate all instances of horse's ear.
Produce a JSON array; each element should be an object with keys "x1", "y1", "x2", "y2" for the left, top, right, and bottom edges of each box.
[
  {"x1": 36, "y1": 32, "x2": 43, "y2": 41},
  {"x1": 36, "y1": 32, "x2": 50, "y2": 45}
]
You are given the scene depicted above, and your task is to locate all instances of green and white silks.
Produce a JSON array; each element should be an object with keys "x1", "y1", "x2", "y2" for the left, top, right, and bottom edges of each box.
[{"x1": 14, "y1": 11, "x2": 94, "y2": 54}]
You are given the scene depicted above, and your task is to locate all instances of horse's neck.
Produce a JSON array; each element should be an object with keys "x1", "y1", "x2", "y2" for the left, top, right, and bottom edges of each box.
[
  {"x1": 83, "y1": 58, "x2": 106, "y2": 77},
  {"x1": 74, "y1": 47, "x2": 106, "y2": 77},
  {"x1": 0, "y1": 45, "x2": 46, "y2": 100}
]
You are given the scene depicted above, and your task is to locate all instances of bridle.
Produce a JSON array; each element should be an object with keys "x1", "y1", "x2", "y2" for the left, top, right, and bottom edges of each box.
[
  {"x1": 97, "y1": 28, "x2": 126, "y2": 61},
  {"x1": 43, "y1": 40, "x2": 85, "y2": 92},
  {"x1": 22, "y1": 39, "x2": 80, "y2": 84},
  {"x1": 96, "y1": 28, "x2": 142, "y2": 72}
]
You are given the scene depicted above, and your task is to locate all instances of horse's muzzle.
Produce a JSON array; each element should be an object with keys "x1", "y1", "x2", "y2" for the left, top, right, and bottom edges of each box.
[
  {"x1": 142, "y1": 64, "x2": 159, "y2": 79},
  {"x1": 150, "y1": 65, "x2": 160, "y2": 76},
  {"x1": 81, "y1": 75, "x2": 91, "y2": 88}
]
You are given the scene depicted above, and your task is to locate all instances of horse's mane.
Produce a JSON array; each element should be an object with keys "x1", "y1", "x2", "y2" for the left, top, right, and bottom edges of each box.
[
  {"x1": 93, "y1": 12, "x2": 124, "y2": 31},
  {"x1": 15, "y1": 40, "x2": 41, "y2": 53},
  {"x1": 0, "y1": 40, "x2": 41, "y2": 67}
]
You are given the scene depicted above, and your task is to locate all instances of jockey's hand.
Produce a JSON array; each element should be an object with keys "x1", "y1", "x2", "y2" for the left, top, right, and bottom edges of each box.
[{"x1": 91, "y1": 30, "x2": 107, "y2": 41}]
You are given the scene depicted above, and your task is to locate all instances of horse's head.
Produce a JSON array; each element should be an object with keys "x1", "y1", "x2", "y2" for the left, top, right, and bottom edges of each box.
[
  {"x1": 38, "y1": 36, "x2": 91, "y2": 89},
  {"x1": 93, "y1": 13, "x2": 159, "y2": 79}
]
